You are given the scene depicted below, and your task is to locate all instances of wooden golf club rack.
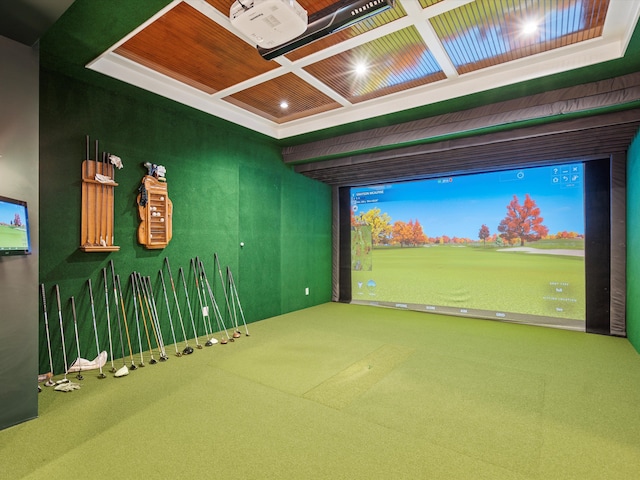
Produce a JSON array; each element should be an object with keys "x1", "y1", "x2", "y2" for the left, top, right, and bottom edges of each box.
[
  {"x1": 137, "y1": 166, "x2": 172, "y2": 249},
  {"x1": 80, "y1": 137, "x2": 120, "y2": 252}
]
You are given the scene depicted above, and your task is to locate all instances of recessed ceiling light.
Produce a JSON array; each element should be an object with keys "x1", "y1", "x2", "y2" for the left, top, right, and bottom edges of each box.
[
  {"x1": 280, "y1": 101, "x2": 288, "y2": 109},
  {"x1": 355, "y1": 62, "x2": 368, "y2": 76},
  {"x1": 522, "y1": 20, "x2": 539, "y2": 35}
]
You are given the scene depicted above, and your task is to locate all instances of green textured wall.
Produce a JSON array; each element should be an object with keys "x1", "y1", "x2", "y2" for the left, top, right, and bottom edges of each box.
[
  {"x1": 628, "y1": 130, "x2": 640, "y2": 353},
  {"x1": 39, "y1": 69, "x2": 332, "y2": 374}
]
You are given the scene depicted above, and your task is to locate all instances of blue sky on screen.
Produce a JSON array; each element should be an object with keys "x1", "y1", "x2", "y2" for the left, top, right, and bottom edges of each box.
[
  {"x1": 351, "y1": 163, "x2": 584, "y2": 239},
  {"x1": 0, "y1": 202, "x2": 27, "y2": 225}
]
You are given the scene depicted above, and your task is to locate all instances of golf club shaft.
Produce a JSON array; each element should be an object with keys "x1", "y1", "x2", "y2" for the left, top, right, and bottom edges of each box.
[
  {"x1": 196, "y1": 258, "x2": 216, "y2": 336},
  {"x1": 116, "y1": 274, "x2": 136, "y2": 369},
  {"x1": 144, "y1": 275, "x2": 168, "y2": 359},
  {"x1": 40, "y1": 284, "x2": 55, "y2": 382},
  {"x1": 179, "y1": 266, "x2": 201, "y2": 348},
  {"x1": 102, "y1": 267, "x2": 116, "y2": 370},
  {"x1": 109, "y1": 260, "x2": 127, "y2": 364},
  {"x1": 130, "y1": 273, "x2": 145, "y2": 365},
  {"x1": 159, "y1": 269, "x2": 181, "y2": 356},
  {"x1": 199, "y1": 260, "x2": 230, "y2": 341},
  {"x1": 70, "y1": 296, "x2": 83, "y2": 378},
  {"x1": 55, "y1": 284, "x2": 69, "y2": 378},
  {"x1": 228, "y1": 268, "x2": 249, "y2": 335},
  {"x1": 134, "y1": 272, "x2": 159, "y2": 361},
  {"x1": 87, "y1": 279, "x2": 106, "y2": 377},
  {"x1": 214, "y1": 253, "x2": 236, "y2": 331},
  {"x1": 165, "y1": 258, "x2": 191, "y2": 349}
]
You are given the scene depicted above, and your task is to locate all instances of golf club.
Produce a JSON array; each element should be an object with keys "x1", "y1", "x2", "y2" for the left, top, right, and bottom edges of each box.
[
  {"x1": 116, "y1": 274, "x2": 137, "y2": 370},
  {"x1": 191, "y1": 258, "x2": 216, "y2": 346},
  {"x1": 199, "y1": 259, "x2": 231, "y2": 344},
  {"x1": 130, "y1": 273, "x2": 146, "y2": 367},
  {"x1": 144, "y1": 275, "x2": 169, "y2": 361},
  {"x1": 54, "y1": 285, "x2": 70, "y2": 384},
  {"x1": 214, "y1": 253, "x2": 240, "y2": 338},
  {"x1": 87, "y1": 278, "x2": 107, "y2": 379},
  {"x1": 40, "y1": 284, "x2": 56, "y2": 387},
  {"x1": 165, "y1": 258, "x2": 193, "y2": 355},
  {"x1": 69, "y1": 296, "x2": 83, "y2": 380},
  {"x1": 158, "y1": 269, "x2": 182, "y2": 357},
  {"x1": 228, "y1": 267, "x2": 250, "y2": 336},
  {"x1": 179, "y1": 266, "x2": 202, "y2": 349},
  {"x1": 109, "y1": 260, "x2": 129, "y2": 377},
  {"x1": 102, "y1": 268, "x2": 116, "y2": 373},
  {"x1": 134, "y1": 272, "x2": 159, "y2": 364}
]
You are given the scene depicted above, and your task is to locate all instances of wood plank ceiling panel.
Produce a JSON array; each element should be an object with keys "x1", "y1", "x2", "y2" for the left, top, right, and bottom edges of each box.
[
  {"x1": 115, "y1": 1, "x2": 277, "y2": 94},
  {"x1": 430, "y1": 0, "x2": 610, "y2": 75},
  {"x1": 222, "y1": 72, "x2": 342, "y2": 123},
  {"x1": 304, "y1": 26, "x2": 446, "y2": 103}
]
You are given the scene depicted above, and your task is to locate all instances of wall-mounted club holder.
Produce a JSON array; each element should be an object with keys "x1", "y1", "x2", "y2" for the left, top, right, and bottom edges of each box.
[
  {"x1": 137, "y1": 169, "x2": 172, "y2": 249},
  {"x1": 80, "y1": 137, "x2": 121, "y2": 252}
]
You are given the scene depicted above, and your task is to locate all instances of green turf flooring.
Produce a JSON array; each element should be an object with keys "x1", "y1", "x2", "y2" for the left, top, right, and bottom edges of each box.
[{"x1": 2, "y1": 303, "x2": 640, "y2": 479}]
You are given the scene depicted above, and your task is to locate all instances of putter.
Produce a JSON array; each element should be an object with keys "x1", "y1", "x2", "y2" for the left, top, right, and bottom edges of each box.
[
  {"x1": 102, "y1": 268, "x2": 117, "y2": 373},
  {"x1": 116, "y1": 274, "x2": 137, "y2": 370},
  {"x1": 54, "y1": 285, "x2": 70, "y2": 384},
  {"x1": 40, "y1": 284, "x2": 56, "y2": 387},
  {"x1": 88, "y1": 279, "x2": 107, "y2": 379},
  {"x1": 70, "y1": 296, "x2": 84, "y2": 380}
]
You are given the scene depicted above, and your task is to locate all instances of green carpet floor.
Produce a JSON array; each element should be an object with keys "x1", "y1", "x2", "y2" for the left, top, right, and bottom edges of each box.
[{"x1": 2, "y1": 303, "x2": 640, "y2": 479}]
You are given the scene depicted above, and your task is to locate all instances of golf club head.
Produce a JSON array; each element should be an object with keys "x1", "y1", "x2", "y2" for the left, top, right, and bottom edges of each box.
[
  {"x1": 45, "y1": 380, "x2": 55, "y2": 387},
  {"x1": 183, "y1": 346, "x2": 194, "y2": 355},
  {"x1": 130, "y1": 363, "x2": 137, "y2": 370},
  {"x1": 98, "y1": 373, "x2": 107, "y2": 379},
  {"x1": 196, "y1": 344, "x2": 203, "y2": 349},
  {"x1": 160, "y1": 355, "x2": 169, "y2": 361},
  {"x1": 139, "y1": 362, "x2": 146, "y2": 367},
  {"x1": 150, "y1": 358, "x2": 158, "y2": 364},
  {"x1": 233, "y1": 331, "x2": 241, "y2": 338},
  {"x1": 76, "y1": 373, "x2": 83, "y2": 380},
  {"x1": 175, "y1": 351, "x2": 183, "y2": 357}
]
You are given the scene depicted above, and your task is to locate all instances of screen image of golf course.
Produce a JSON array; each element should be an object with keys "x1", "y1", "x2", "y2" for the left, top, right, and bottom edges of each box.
[
  {"x1": 0, "y1": 201, "x2": 29, "y2": 252},
  {"x1": 351, "y1": 163, "x2": 585, "y2": 327}
]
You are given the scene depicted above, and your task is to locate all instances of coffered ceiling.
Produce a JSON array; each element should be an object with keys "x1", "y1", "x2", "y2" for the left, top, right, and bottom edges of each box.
[{"x1": 87, "y1": 0, "x2": 639, "y2": 139}]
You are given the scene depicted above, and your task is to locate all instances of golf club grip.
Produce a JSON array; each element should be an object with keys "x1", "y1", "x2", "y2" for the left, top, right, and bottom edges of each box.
[
  {"x1": 55, "y1": 284, "x2": 62, "y2": 311},
  {"x1": 70, "y1": 296, "x2": 77, "y2": 320},
  {"x1": 40, "y1": 283, "x2": 47, "y2": 312},
  {"x1": 87, "y1": 278, "x2": 94, "y2": 304}
]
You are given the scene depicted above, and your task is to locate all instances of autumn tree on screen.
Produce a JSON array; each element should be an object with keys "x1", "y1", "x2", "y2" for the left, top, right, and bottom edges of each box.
[
  {"x1": 478, "y1": 224, "x2": 490, "y2": 246},
  {"x1": 497, "y1": 194, "x2": 549, "y2": 246},
  {"x1": 392, "y1": 219, "x2": 427, "y2": 246},
  {"x1": 354, "y1": 208, "x2": 393, "y2": 245}
]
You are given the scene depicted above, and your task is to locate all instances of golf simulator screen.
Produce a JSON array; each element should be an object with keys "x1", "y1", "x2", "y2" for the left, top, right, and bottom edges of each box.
[
  {"x1": 0, "y1": 195, "x2": 32, "y2": 256},
  {"x1": 349, "y1": 163, "x2": 587, "y2": 330}
]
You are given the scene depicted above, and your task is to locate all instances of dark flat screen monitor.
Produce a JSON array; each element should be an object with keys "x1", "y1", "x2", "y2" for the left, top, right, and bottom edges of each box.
[{"x1": 0, "y1": 195, "x2": 32, "y2": 256}]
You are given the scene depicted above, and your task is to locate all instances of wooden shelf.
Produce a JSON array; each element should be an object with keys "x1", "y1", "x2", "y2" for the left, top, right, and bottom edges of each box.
[{"x1": 80, "y1": 159, "x2": 120, "y2": 252}]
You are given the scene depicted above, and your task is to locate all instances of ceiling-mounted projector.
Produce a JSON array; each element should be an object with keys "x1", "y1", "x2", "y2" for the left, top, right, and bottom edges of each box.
[
  {"x1": 257, "y1": 0, "x2": 395, "y2": 60},
  {"x1": 230, "y1": 0, "x2": 308, "y2": 49}
]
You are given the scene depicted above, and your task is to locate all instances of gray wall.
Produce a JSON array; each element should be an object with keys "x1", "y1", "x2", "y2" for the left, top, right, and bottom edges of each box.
[{"x1": 0, "y1": 35, "x2": 39, "y2": 429}]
